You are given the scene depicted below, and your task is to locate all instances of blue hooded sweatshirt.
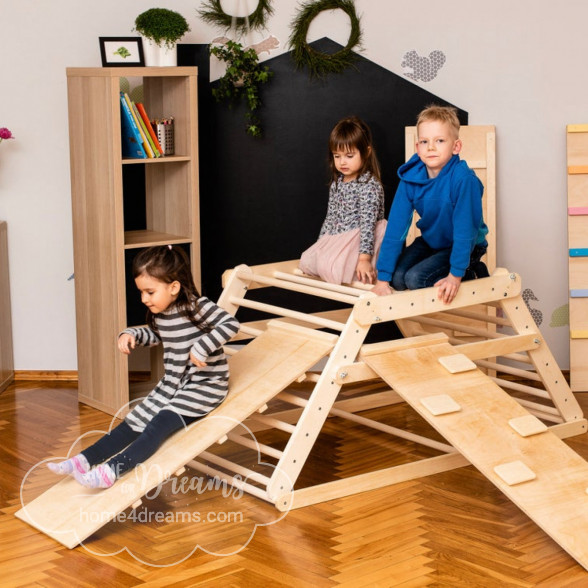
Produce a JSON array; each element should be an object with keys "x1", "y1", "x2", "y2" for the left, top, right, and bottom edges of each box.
[{"x1": 376, "y1": 153, "x2": 488, "y2": 282}]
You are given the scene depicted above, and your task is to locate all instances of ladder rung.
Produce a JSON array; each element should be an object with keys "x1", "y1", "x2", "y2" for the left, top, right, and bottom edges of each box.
[
  {"x1": 199, "y1": 451, "x2": 271, "y2": 485},
  {"x1": 229, "y1": 296, "x2": 346, "y2": 331},
  {"x1": 247, "y1": 413, "x2": 297, "y2": 434},
  {"x1": 227, "y1": 433, "x2": 284, "y2": 460}
]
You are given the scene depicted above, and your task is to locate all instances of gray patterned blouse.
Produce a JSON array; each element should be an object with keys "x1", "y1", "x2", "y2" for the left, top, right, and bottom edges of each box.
[{"x1": 318, "y1": 172, "x2": 385, "y2": 255}]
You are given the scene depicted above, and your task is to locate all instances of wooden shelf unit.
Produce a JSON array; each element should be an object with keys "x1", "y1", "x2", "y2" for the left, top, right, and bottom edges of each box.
[
  {"x1": 66, "y1": 67, "x2": 200, "y2": 415},
  {"x1": 566, "y1": 124, "x2": 588, "y2": 391}
]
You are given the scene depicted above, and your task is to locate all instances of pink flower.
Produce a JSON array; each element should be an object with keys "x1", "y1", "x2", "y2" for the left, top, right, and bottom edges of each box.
[{"x1": 0, "y1": 127, "x2": 14, "y2": 142}]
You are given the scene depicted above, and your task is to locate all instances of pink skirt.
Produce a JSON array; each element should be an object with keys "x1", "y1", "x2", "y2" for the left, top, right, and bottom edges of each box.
[{"x1": 299, "y1": 219, "x2": 387, "y2": 285}]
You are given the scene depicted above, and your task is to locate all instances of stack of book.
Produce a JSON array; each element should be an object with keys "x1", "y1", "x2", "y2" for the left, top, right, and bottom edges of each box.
[{"x1": 120, "y1": 92, "x2": 165, "y2": 159}]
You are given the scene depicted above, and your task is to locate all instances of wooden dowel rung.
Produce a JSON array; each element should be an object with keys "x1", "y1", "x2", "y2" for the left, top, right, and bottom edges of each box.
[
  {"x1": 199, "y1": 451, "x2": 271, "y2": 485},
  {"x1": 490, "y1": 376, "x2": 550, "y2": 399},
  {"x1": 239, "y1": 324, "x2": 264, "y2": 337},
  {"x1": 475, "y1": 359, "x2": 542, "y2": 382},
  {"x1": 227, "y1": 433, "x2": 283, "y2": 459},
  {"x1": 277, "y1": 391, "x2": 310, "y2": 408},
  {"x1": 514, "y1": 399, "x2": 562, "y2": 420},
  {"x1": 329, "y1": 407, "x2": 455, "y2": 453},
  {"x1": 229, "y1": 296, "x2": 345, "y2": 331},
  {"x1": 273, "y1": 271, "x2": 364, "y2": 298},
  {"x1": 247, "y1": 413, "x2": 296, "y2": 434},
  {"x1": 409, "y1": 316, "x2": 504, "y2": 339},
  {"x1": 234, "y1": 269, "x2": 359, "y2": 304},
  {"x1": 188, "y1": 460, "x2": 270, "y2": 500},
  {"x1": 442, "y1": 308, "x2": 511, "y2": 327}
]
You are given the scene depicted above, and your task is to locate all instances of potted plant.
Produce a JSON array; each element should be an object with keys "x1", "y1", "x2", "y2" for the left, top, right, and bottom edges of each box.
[
  {"x1": 209, "y1": 41, "x2": 273, "y2": 137},
  {"x1": 134, "y1": 8, "x2": 190, "y2": 66}
]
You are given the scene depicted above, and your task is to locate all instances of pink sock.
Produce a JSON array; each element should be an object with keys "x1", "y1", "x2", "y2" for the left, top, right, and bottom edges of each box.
[{"x1": 47, "y1": 454, "x2": 90, "y2": 475}]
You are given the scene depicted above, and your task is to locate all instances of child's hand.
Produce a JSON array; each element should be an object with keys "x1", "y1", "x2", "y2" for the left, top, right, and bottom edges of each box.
[
  {"x1": 190, "y1": 352, "x2": 207, "y2": 368},
  {"x1": 355, "y1": 258, "x2": 376, "y2": 284},
  {"x1": 118, "y1": 333, "x2": 135, "y2": 355},
  {"x1": 372, "y1": 280, "x2": 393, "y2": 296},
  {"x1": 434, "y1": 274, "x2": 462, "y2": 304}
]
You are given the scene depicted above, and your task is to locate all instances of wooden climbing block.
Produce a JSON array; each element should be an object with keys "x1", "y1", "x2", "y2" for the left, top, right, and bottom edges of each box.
[
  {"x1": 508, "y1": 415, "x2": 547, "y2": 437},
  {"x1": 571, "y1": 330, "x2": 588, "y2": 339},
  {"x1": 438, "y1": 353, "x2": 476, "y2": 374},
  {"x1": 570, "y1": 289, "x2": 588, "y2": 298},
  {"x1": 569, "y1": 248, "x2": 588, "y2": 257},
  {"x1": 420, "y1": 394, "x2": 461, "y2": 416},
  {"x1": 494, "y1": 460, "x2": 536, "y2": 486},
  {"x1": 569, "y1": 207, "x2": 588, "y2": 215}
]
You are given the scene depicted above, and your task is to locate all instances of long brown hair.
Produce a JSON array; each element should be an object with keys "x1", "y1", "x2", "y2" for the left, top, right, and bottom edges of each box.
[
  {"x1": 328, "y1": 116, "x2": 381, "y2": 183},
  {"x1": 132, "y1": 245, "x2": 207, "y2": 331}
]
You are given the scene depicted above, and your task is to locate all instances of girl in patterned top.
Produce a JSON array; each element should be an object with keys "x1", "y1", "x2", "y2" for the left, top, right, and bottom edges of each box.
[
  {"x1": 47, "y1": 245, "x2": 240, "y2": 488},
  {"x1": 299, "y1": 116, "x2": 386, "y2": 285}
]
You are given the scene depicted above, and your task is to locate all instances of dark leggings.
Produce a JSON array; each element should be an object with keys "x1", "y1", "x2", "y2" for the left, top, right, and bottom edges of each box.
[{"x1": 81, "y1": 410, "x2": 198, "y2": 478}]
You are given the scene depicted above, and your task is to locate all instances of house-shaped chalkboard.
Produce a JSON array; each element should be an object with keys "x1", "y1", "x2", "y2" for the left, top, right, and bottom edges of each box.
[{"x1": 178, "y1": 38, "x2": 467, "y2": 302}]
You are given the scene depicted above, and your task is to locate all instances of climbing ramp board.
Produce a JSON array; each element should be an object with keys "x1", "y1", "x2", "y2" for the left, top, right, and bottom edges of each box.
[
  {"x1": 15, "y1": 320, "x2": 336, "y2": 549},
  {"x1": 362, "y1": 337, "x2": 588, "y2": 571}
]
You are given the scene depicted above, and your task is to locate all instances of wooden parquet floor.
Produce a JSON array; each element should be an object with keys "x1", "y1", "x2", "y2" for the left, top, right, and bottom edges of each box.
[{"x1": 4, "y1": 381, "x2": 588, "y2": 587}]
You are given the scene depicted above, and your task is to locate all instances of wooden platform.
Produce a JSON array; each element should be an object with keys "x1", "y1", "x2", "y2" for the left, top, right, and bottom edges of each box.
[
  {"x1": 363, "y1": 334, "x2": 588, "y2": 571},
  {"x1": 15, "y1": 321, "x2": 336, "y2": 548}
]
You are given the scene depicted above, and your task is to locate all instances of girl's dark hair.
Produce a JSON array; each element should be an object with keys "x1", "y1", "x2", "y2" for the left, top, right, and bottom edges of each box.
[
  {"x1": 328, "y1": 116, "x2": 381, "y2": 183},
  {"x1": 132, "y1": 245, "x2": 206, "y2": 331}
]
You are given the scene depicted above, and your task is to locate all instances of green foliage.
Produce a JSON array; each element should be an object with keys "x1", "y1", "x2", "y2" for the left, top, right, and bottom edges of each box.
[
  {"x1": 288, "y1": 0, "x2": 362, "y2": 78},
  {"x1": 198, "y1": 0, "x2": 273, "y2": 35},
  {"x1": 210, "y1": 41, "x2": 273, "y2": 137},
  {"x1": 134, "y1": 8, "x2": 190, "y2": 48}
]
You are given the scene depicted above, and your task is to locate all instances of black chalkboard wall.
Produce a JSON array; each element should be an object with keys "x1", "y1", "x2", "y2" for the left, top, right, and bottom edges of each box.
[{"x1": 178, "y1": 39, "x2": 467, "y2": 316}]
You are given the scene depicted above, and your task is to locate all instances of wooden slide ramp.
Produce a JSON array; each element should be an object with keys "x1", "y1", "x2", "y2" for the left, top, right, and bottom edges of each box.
[
  {"x1": 15, "y1": 321, "x2": 336, "y2": 549},
  {"x1": 362, "y1": 334, "x2": 588, "y2": 571}
]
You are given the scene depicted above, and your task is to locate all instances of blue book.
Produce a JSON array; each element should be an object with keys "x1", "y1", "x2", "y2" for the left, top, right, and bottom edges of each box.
[{"x1": 120, "y1": 93, "x2": 146, "y2": 159}]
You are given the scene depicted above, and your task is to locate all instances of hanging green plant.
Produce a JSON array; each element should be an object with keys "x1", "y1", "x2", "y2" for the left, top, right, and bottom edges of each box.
[
  {"x1": 288, "y1": 0, "x2": 362, "y2": 78},
  {"x1": 210, "y1": 41, "x2": 274, "y2": 137},
  {"x1": 198, "y1": 0, "x2": 274, "y2": 35}
]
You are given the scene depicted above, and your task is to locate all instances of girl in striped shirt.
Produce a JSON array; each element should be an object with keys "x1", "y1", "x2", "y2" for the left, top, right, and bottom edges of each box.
[{"x1": 48, "y1": 245, "x2": 240, "y2": 488}]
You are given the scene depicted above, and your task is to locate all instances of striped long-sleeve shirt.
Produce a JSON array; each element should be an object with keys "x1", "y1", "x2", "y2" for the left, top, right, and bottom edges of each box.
[{"x1": 122, "y1": 297, "x2": 240, "y2": 432}]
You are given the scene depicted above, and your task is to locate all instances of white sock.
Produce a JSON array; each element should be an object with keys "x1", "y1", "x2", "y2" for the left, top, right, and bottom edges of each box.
[
  {"x1": 47, "y1": 454, "x2": 90, "y2": 475},
  {"x1": 73, "y1": 464, "x2": 116, "y2": 489}
]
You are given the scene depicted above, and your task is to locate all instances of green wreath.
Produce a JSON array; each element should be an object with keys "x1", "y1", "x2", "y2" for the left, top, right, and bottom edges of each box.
[
  {"x1": 288, "y1": 0, "x2": 362, "y2": 77},
  {"x1": 198, "y1": 0, "x2": 274, "y2": 34}
]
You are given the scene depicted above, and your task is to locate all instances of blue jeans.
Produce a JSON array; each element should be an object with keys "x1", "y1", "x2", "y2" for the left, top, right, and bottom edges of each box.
[{"x1": 392, "y1": 237, "x2": 488, "y2": 291}]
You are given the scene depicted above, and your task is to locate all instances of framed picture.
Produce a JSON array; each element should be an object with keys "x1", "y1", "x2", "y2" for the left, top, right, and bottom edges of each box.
[{"x1": 99, "y1": 37, "x2": 144, "y2": 67}]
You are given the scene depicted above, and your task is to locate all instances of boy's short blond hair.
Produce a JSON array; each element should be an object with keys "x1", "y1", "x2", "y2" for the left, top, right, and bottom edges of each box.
[{"x1": 416, "y1": 105, "x2": 460, "y2": 138}]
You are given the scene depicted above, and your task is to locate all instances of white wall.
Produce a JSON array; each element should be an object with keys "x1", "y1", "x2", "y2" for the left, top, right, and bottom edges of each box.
[{"x1": 0, "y1": 0, "x2": 585, "y2": 370}]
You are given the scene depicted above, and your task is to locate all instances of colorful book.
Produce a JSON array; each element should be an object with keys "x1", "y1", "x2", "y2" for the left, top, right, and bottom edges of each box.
[
  {"x1": 120, "y1": 94, "x2": 146, "y2": 159},
  {"x1": 136, "y1": 103, "x2": 164, "y2": 156},
  {"x1": 123, "y1": 92, "x2": 154, "y2": 158},
  {"x1": 132, "y1": 102, "x2": 160, "y2": 158}
]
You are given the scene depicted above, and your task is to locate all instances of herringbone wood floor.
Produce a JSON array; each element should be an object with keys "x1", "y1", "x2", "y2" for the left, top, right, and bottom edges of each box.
[{"x1": 3, "y1": 380, "x2": 588, "y2": 587}]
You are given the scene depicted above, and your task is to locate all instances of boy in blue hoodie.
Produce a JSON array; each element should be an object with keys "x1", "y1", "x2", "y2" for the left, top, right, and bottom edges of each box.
[{"x1": 373, "y1": 105, "x2": 488, "y2": 304}]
